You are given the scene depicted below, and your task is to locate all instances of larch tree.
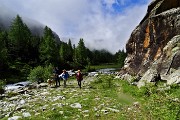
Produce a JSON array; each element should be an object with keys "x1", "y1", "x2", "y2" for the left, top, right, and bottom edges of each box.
[
  {"x1": 0, "y1": 30, "x2": 8, "y2": 70},
  {"x1": 39, "y1": 26, "x2": 59, "y2": 65},
  {"x1": 8, "y1": 15, "x2": 32, "y2": 61},
  {"x1": 67, "y1": 39, "x2": 73, "y2": 62},
  {"x1": 75, "y1": 38, "x2": 87, "y2": 66},
  {"x1": 59, "y1": 42, "x2": 68, "y2": 63},
  {"x1": 116, "y1": 49, "x2": 127, "y2": 68}
]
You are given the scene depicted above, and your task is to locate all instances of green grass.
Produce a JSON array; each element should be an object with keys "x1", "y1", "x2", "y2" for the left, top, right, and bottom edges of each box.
[
  {"x1": 88, "y1": 64, "x2": 120, "y2": 70},
  {"x1": 1, "y1": 75, "x2": 179, "y2": 120}
]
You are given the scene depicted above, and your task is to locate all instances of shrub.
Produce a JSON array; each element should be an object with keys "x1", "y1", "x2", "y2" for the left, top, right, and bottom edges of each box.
[
  {"x1": 0, "y1": 80, "x2": 5, "y2": 94},
  {"x1": 0, "y1": 80, "x2": 5, "y2": 89},
  {"x1": 7, "y1": 91, "x2": 19, "y2": 98},
  {"x1": 20, "y1": 63, "x2": 32, "y2": 78},
  {"x1": 27, "y1": 64, "x2": 53, "y2": 82},
  {"x1": 43, "y1": 64, "x2": 54, "y2": 80}
]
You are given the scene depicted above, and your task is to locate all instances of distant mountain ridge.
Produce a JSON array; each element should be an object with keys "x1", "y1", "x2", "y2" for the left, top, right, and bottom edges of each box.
[{"x1": 0, "y1": 4, "x2": 60, "y2": 40}]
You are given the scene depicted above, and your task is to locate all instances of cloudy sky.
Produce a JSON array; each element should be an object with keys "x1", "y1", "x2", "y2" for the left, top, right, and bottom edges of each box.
[{"x1": 1, "y1": 0, "x2": 151, "y2": 53}]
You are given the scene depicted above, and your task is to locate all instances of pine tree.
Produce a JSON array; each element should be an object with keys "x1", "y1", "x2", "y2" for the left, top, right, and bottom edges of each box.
[
  {"x1": 116, "y1": 49, "x2": 127, "y2": 68},
  {"x1": 59, "y1": 42, "x2": 68, "y2": 63},
  {"x1": 29, "y1": 36, "x2": 41, "y2": 64},
  {"x1": 67, "y1": 39, "x2": 73, "y2": 62},
  {"x1": 75, "y1": 38, "x2": 87, "y2": 66},
  {"x1": 8, "y1": 15, "x2": 32, "y2": 61},
  {"x1": 0, "y1": 30, "x2": 8, "y2": 69},
  {"x1": 39, "y1": 26, "x2": 59, "y2": 65}
]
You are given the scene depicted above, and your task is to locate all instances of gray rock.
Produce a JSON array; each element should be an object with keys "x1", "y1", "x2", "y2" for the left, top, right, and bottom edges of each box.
[
  {"x1": 106, "y1": 107, "x2": 119, "y2": 112},
  {"x1": 37, "y1": 83, "x2": 48, "y2": 88},
  {"x1": 22, "y1": 112, "x2": 31, "y2": 117},
  {"x1": 137, "y1": 69, "x2": 158, "y2": 88},
  {"x1": 173, "y1": 98, "x2": 179, "y2": 102},
  {"x1": 114, "y1": 76, "x2": 121, "y2": 79},
  {"x1": 120, "y1": 73, "x2": 133, "y2": 83},
  {"x1": 59, "y1": 111, "x2": 64, "y2": 114},
  {"x1": 8, "y1": 116, "x2": 22, "y2": 120},
  {"x1": 9, "y1": 96, "x2": 19, "y2": 101},
  {"x1": 40, "y1": 92, "x2": 49, "y2": 95},
  {"x1": 82, "y1": 110, "x2": 89, "y2": 113},
  {"x1": 166, "y1": 70, "x2": 180, "y2": 85},
  {"x1": 157, "y1": 86, "x2": 171, "y2": 91},
  {"x1": 8, "y1": 103, "x2": 16, "y2": 107},
  {"x1": 137, "y1": 36, "x2": 180, "y2": 87},
  {"x1": 27, "y1": 83, "x2": 37, "y2": 89},
  {"x1": 53, "y1": 96, "x2": 65, "y2": 101},
  {"x1": 19, "y1": 99, "x2": 25, "y2": 105},
  {"x1": 70, "y1": 103, "x2": 82, "y2": 109}
]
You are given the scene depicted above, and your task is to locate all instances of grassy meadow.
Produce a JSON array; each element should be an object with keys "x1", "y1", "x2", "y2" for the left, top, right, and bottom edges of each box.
[{"x1": 1, "y1": 75, "x2": 179, "y2": 120}]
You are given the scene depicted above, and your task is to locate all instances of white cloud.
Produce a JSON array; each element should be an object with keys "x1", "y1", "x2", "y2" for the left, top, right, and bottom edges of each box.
[{"x1": 1, "y1": 0, "x2": 151, "y2": 53}]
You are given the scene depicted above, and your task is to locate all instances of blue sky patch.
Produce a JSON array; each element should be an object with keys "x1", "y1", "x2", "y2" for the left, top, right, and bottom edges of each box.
[{"x1": 101, "y1": 0, "x2": 150, "y2": 14}]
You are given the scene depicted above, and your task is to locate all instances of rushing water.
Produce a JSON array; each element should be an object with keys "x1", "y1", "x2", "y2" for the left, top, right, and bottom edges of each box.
[
  {"x1": 96, "y1": 68, "x2": 117, "y2": 73},
  {"x1": 5, "y1": 81, "x2": 31, "y2": 90}
]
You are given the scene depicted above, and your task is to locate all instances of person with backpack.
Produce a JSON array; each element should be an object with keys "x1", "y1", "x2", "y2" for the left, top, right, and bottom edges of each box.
[
  {"x1": 53, "y1": 67, "x2": 60, "y2": 87},
  {"x1": 60, "y1": 69, "x2": 69, "y2": 88},
  {"x1": 76, "y1": 70, "x2": 83, "y2": 89}
]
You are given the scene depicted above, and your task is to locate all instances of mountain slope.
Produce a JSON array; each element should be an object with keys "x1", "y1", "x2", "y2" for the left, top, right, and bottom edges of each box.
[{"x1": 0, "y1": 4, "x2": 60, "y2": 40}]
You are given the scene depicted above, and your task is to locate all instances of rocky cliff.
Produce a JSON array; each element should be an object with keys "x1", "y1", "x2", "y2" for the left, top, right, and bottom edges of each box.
[{"x1": 123, "y1": 0, "x2": 180, "y2": 87}]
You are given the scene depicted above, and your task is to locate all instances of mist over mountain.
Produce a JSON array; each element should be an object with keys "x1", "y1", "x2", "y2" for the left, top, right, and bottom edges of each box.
[{"x1": 0, "y1": 4, "x2": 59, "y2": 40}]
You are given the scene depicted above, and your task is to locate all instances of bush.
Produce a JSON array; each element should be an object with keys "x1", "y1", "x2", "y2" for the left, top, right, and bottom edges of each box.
[
  {"x1": 0, "y1": 80, "x2": 5, "y2": 94},
  {"x1": 20, "y1": 63, "x2": 32, "y2": 79},
  {"x1": 7, "y1": 91, "x2": 19, "y2": 98},
  {"x1": 0, "y1": 80, "x2": 5, "y2": 89},
  {"x1": 27, "y1": 65, "x2": 53, "y2": 83},
  {"x1": 43, "y1": 64, "x2": 54, "y2": 80}
]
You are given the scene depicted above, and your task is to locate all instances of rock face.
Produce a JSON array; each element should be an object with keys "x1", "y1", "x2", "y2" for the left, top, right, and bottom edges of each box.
[{"x1": 124, "y1": 0, "x2": 180, "y2": 86}]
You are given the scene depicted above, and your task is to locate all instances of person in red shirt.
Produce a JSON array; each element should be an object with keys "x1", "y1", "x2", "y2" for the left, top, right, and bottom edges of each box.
[{"x1": 76, "y1": 70, "x2": 83, "y2": 89}]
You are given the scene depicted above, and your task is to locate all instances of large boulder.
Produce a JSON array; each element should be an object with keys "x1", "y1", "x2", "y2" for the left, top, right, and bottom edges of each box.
[
  {"x1": 137, "y1": 35, "x2": 180, "y2": 87},
  {"x1": 123, "y1": 0, "x2": 180, "y2": 87}
]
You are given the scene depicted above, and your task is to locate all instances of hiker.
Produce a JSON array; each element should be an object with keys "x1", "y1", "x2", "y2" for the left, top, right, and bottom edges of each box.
[
  {"x1": 76, "y1": 70, "x2": 83, "y2": 89},
  {"x1": 60, "y1": 69, "x2": 69, "y2": 88},
  {"x1": 53, "y1": 67, "x2": 60, "y2": 87}
]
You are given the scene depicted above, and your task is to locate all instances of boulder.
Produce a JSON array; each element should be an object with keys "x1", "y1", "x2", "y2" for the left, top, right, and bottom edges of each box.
[
  {"x1": 8, "y1": 116, "x2": 22, "y2": 120},
  {"x1": 70, "y1": 103, "x2": 82, "y2": 109},
  {"x1": 122, "y1": 0, "x2": 180, "y2": 87},
  {"x1": 137, "y1": 36, "x2": 180, "y2": 87},
  {"x1": 22, "y1": 112, "x2": 31, "y2": 117},
  {"x1": 37, "y1": 83, "x2": 48, "y2": 88}
]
